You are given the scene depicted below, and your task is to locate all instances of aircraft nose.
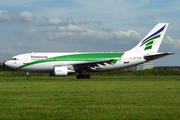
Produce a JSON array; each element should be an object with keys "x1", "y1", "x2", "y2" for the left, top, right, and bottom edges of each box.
[
  {"x1": 4, "y1": 60, "x2": 19, "y2": 70},
  {"x1": 4, "y1": 61, "x2": 8, "y2": 66},
  {"x1": 4, "y1": 60, "x2": 11, "y2": 68}
]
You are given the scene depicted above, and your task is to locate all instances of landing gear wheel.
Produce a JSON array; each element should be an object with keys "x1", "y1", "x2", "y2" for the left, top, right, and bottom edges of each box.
[
  {"x1": 27, "y1": 76, "x2": 31, "y2": 80},
  {"x1": 26, "y1": 72, "x2": 31, "y2": 80},
  {"x1": 76, "y1": 75, "x2": 81, "y2": 79},
  {"x1": 86, "y1": 75, "x2": 90, "y2": 79},
  {"x1": 76, "y1": 75, "x2": 90, "y2": 79}
]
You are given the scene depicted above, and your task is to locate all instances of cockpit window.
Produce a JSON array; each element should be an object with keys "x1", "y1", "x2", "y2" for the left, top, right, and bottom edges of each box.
[{"x1": 10, "y1": 58, "x2": 17, "y2": 60}]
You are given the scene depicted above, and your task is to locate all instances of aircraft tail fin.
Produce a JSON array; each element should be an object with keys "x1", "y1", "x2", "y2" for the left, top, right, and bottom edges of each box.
[{"x1": 127, "y1": 23, "x2": 169, "y2": 53}]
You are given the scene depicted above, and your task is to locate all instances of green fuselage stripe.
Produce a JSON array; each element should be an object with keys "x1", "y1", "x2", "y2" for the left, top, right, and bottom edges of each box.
[{"x1": 17, "y1": 53, "x2": 124, "y2": 69}]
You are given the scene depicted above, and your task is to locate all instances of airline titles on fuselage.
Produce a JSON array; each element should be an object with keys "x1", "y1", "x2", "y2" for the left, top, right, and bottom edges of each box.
[{"x1": 31, "y1": 55, "x2": 48, "y2": 59}]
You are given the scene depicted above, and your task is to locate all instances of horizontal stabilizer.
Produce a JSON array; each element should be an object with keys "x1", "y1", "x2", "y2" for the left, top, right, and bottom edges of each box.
[{"x1": 144, "y1": 52, "x2": 174, "y2": 61}]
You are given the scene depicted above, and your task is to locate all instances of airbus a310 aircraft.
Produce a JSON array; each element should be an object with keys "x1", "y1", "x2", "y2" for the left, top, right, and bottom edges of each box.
[{"x1": 5, "y1": 23, "x2": 174, "y2": 79}]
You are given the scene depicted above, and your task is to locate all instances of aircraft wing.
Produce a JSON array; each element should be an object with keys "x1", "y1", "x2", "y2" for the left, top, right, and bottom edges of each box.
[
  {"x1": 72, "y1": 59, "x2": 118, "y2": 70},
  {"x1": 144, "y1": 52, "x2": 174, "y2": 61}
]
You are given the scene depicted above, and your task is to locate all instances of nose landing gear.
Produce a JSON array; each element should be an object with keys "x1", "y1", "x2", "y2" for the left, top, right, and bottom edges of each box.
[{"x1": 26, "y1": 72, "x2": 31, "y2": 79}]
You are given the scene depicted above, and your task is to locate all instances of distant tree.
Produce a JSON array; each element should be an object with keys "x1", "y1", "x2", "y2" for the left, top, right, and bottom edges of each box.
[
  {"x1": 157, "y1": 67, "x2": 162, "y2": 70},
  {"x1": 2, "y1": 62, "x2": 13, "y2": 71},
  {"x1": 0, "y1": 62, "x2": 2, "y2": 70},
  {"x1": 163, "y1": 67, "x2": 169, "y2": 71}
]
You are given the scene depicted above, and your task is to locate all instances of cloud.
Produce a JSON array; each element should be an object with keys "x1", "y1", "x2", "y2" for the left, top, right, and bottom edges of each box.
[
  {"x1": 25, "y1": 24, "x2": 141, "y2": 46},
  {"x1": 164, "y1": 36, "x2": 180, "y2": 49},
  {"x1": 119, "y1": 30, "x2": 140, "y2": 37},
  {"x1": 18, "y1": 11, "x2": 35, "y2": 23},
  {"x1": 0, "y1": 10, "x2": 10, "y2": 22},
  {"x1": 40, "y1": 18, "x2": 69, "y2": 26},
  {"x1": 67, "y1": 18, "x2": 102, "y2": 25},
  {"x1": 40, "y1": 17, "x2": 102, "y2": 27},
  {"x1": 0, "y1": 10, "x2": 35, "y2": 24},
  {"x1": 28, "y1": 28, "x2": 37, "y2": 33},
  {"x1": 21, "y1": 25, "x2": 142, "y2": 53},
  {"x1": 90, "y1": 20, "x2": 102, "y2": 25},
  {"x1": 68, "y1": 18, "x2": 89, "y2": 25},
  {"x1": 58, "y1": 25, "x2": 86, "y2": 32}
]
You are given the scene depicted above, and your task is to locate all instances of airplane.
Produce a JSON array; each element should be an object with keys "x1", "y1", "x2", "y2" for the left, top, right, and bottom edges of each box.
[{"x1": 4, "y1": 23, "x2": 174, "y2": 79}]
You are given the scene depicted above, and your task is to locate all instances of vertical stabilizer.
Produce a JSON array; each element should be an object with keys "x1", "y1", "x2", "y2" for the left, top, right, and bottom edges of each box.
[{"x1": 127, "y1": 23, "x2": 169, "y2": 53}]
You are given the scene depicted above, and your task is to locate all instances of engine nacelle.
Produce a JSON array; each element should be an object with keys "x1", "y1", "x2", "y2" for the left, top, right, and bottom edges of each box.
[
  {"x1": 54, "y1": 66, "x2": 68, "y2": 77},
  {"x1": 49, "y1": 66, "x2": 75, "y2": 77}
]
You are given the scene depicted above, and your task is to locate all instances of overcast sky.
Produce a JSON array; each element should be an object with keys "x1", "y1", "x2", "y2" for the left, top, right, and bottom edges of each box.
[{"x1": 0, "y1": 0, "x2": 180, "y2": 66}]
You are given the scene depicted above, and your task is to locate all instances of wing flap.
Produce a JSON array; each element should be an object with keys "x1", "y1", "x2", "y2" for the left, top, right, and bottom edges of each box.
[{"x1": 72, "y1": 59, "x2": 118, "y2": 70}]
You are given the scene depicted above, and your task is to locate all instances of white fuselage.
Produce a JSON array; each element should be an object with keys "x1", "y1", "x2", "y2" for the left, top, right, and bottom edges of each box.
[{"x1": 5, "y1": 52, "x2": 146, "y2": 73}]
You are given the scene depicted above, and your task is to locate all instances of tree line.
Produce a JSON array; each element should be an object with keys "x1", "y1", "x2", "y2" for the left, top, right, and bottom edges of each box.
[{"x1": 0, "y1": 62, "x2": 11, "y2": 71}]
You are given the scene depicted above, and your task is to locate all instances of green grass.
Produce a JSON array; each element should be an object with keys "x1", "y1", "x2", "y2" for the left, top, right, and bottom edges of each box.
[{"x1": 0, "y1": 76, "x2": 180, "y2": 119}]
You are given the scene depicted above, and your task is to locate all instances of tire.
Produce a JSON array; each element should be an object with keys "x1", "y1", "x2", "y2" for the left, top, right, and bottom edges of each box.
[
  {"x1": 27, "y1": 76, "x2": 31, "y2": 79},
  {"x1": 86, "y1": 75, "x2": 90, "y2": 79},
  {"x1": 76, "y1": 75, "x2": 81, "y2": 79}
]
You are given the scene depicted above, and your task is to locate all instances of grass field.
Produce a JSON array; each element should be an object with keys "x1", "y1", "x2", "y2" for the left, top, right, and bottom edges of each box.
[{"x1": 0, "y1": 76, "x2": 180, "y2": 120}]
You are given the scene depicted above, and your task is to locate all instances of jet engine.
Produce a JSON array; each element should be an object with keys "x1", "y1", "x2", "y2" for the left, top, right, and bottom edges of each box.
[
  {"x1": 54, "y1": 66, "x2": 68, "y2": 76},
  {"x1": 49, "y1": 66, "x2": 75, "y2": 77}
]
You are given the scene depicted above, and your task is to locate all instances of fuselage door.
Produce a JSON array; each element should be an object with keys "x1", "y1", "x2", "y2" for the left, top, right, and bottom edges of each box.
[
  {"x1": 122, "y1": 54, "x2": 129, "y2": 64},
  {"x1": 23, "y1": 55, "x2": 29, "y2": 64}
]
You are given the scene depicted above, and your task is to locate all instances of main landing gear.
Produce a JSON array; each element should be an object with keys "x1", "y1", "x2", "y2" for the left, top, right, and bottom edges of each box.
[
  {"x1": 26, "y1": 72, "x2": 31, "y2": 79},
  {"x1": 76, "y1": 71, "x2": 90, "y2": 79},
  {"x1": 76, "y1": 74, "x2": 90, "y2": 79}
]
